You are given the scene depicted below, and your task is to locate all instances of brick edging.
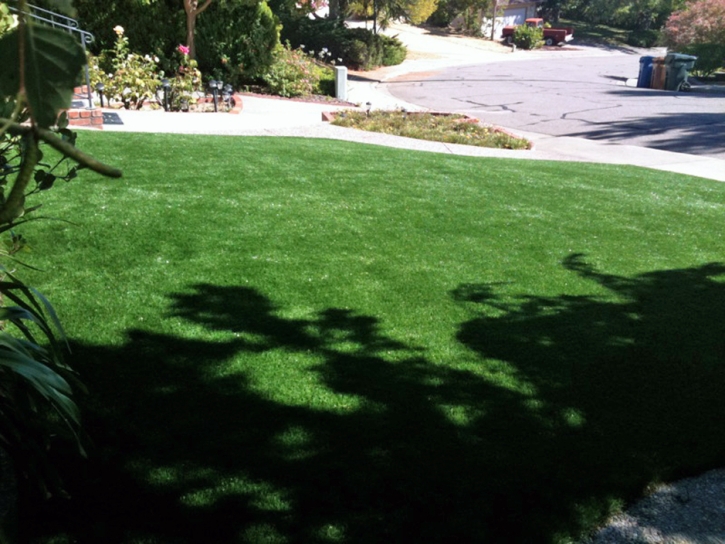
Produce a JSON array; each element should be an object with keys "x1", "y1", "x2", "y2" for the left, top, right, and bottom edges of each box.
[{"x1": 66, "y1": 108, "x2": 104, "y2": 129}]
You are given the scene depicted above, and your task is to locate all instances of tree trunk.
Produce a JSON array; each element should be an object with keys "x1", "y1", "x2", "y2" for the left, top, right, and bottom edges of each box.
[
  {"x1": 184, "y1": 0, "x2": 213, "y2": 60},
  {"x1": 329, "y1": 0, "x2": 340, "y2": 19},
  {"x1": 186, "y1": 9, "x2": 197, "y2": 59}
]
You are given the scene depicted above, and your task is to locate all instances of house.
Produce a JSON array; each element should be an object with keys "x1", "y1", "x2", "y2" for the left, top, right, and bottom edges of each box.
[{"x1": 481, "y1": 0, "x2": 543, "y2": 39}]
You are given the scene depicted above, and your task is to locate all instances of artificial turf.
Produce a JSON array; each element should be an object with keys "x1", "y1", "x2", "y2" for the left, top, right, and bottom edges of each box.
[{"x1": 21, "y1": 131, "x2": 725, "y2": 543}]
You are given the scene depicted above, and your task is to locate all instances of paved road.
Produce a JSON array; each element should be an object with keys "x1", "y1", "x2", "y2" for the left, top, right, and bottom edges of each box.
[{"x1": 385, "y1": 53, "x2": 725, "y2": 159}]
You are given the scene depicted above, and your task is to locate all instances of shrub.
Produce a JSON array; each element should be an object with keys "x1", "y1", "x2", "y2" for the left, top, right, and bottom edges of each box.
[
  {"x1": 196, "y1": 0, "x2": 280, "y2": 87},
  {"x1": 89, "y1": 26, "x2": 160, "y2": 109},
  {"x1": 663, "y1": 0, "x2": 725, "y2": 76},
  {"x1": 263, "y1": 44, "x2": 330, "y2": 97},
  {"x1": 380, "y1": 34, "x2": 407, "y2": 65},
  {"x1": 70, "y1": 0, "x2": 183, "y2": 68},
  {"x1": 426, "y1": 2, "x2": 456, "y2": 27},
  {"x1": 626, "y1": 29, "x2": 660, "y2": 47},
  {"x1": 281, "y1": 19, "x2": 406, "y2": 70},
  {"x1": 513, "y1": 23, "x2": 543, "y2": 50},
  {"x1": 161, "y1": 45, "x2": 204, "y2": 111},
  {"x1": 682, "y1": 43, "x2": 725, "y2": 77}
]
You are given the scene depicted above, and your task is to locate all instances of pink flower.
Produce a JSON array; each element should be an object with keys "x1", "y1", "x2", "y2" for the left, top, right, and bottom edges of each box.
[{"x1": 178, "y1": 44, "x2": 190, "y2": 55}]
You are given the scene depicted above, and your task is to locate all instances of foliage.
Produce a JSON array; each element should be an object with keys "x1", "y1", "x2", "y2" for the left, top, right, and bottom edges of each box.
[
  {"x1": 0, "y1": 2, "x2": 121, "y2": 498},
  {"x1": 560, "y1": 0, "x2": 686, "y2": 30},
  {"x1": 60, "y1": 0, "x2": 184, "y2": 68},
  {"x1": 681, "y1": 43, "x2": 725, "y2": 77},
  {"x1": 558, "y1": 16, "x2": 631, "y2": 44},
  {"x1": 427, "y1": 0, "x2": 458, "y2": 26},
  {"x1": 262, "y1": 44, "x2": 330, "y2": 97},
  {"x1": 0, "y1": 3, "x2": 17, "y2": 35},
  {"x1": 663, "y1": 0, "x2": 725, "y2": 76},
  {"x1": 405, "y1": 0, "x2": 439, "y2": 23},
  {"x1": 513, "y1": 22, "x2": 543, "y2": 49},
  {"x1": 281, "y1": 19, "x2": 407, "y2": 70},
  {"x1": 332, "y1": 110, "x2": 532, "y2": 149},
  {"x1": 626, "y1": 28, "x2": 660, "y2": 46},
  {"x1": 380, "y1": 34, "x2": 408, "y2": 65},
  {"x1": 195, "y1": 0, "x2": 280, "y2": 86},
  {"x1": 347, "y1": 0, "x2": 374, "y2": 18},
  {"x1": 161, "y1": 44, "x2": 204, "y2": 111},
  {"x1": 88, "y1": 26, "x2": 161, "y2": 110}
]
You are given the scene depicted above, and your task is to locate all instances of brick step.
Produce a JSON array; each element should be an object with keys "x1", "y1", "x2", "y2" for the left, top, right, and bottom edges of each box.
[{"x1": 66, "y1": 108, "x2": 104, "y2": 128}]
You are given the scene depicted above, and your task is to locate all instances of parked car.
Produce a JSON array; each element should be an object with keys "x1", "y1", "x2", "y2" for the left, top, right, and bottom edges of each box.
[{"x1": 501, "y1": 18, "x2": 574, "y2": 46}]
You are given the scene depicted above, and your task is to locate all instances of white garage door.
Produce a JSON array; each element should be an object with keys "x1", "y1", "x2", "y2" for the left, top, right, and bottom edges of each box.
[{"x1": 503, "y1": 7, "x2": 527, "y2": 26}]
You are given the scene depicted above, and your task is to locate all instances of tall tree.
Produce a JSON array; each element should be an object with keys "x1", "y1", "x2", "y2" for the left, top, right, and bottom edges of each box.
[{"x1": 184, "y1": 0, "x2": 213, "y2": 59}]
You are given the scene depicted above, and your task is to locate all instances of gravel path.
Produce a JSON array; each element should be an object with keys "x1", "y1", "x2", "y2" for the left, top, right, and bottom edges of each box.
[{"x1": 584, "y1": 469, "x2": 725, "y2": 544}]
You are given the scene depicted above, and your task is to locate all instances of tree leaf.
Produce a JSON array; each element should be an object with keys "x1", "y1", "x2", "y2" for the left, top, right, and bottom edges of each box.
[{"x1": 0, "y1": 24, "x2": 86, "y2": 128}]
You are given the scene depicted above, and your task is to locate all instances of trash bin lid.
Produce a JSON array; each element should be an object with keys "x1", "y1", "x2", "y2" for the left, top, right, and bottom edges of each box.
[
  {"x1": 665, "y1": 52, "x2": 698, "y2": 63},
  {"x1": 639, "y1": 55, "x2": 654, "y2": 62}
]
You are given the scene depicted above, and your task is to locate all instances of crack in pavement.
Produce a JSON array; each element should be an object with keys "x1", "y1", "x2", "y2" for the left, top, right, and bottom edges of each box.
[
  {"x1": 453, "y1": 97, "x2": 522, "y2": 113},
  {"x1": 561, "y1": 104, "x2": 624, "y2": 121}
]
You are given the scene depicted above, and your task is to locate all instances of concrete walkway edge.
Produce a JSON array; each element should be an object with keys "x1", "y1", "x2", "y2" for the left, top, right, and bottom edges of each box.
[{"x1": 93, "y1": 23, "x2": 725, "y2": 183}]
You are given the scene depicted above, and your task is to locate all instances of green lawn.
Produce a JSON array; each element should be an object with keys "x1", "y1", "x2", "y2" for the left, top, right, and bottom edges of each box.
[{"x1": 23, "y1": 132, "x2": 725, "y2": 543}]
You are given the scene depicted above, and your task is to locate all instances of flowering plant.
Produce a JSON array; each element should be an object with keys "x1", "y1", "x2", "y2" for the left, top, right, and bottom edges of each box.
[
  {"x1": 663, "y1": 0, "x2": 725, "y2": 76},
  {"x1": 263, "y1": 43, "x2": 329, "y2": 98},
  {"x1": 159, "y1": 44, "x2": 203, "y2": 111},
  {"x1": 88, "y1": 25, "x2": 160, "y2": 109}
]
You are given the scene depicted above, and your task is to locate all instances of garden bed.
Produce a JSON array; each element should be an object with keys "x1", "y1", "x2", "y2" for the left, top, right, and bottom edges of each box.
[{"x1": 326, "y1": 109, "x2": 532, "y2": 149}]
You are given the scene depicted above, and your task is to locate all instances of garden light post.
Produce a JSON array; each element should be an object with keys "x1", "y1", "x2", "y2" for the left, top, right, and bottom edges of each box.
[
  {"x1": 95, "y1": 82, "x2": 105, "y2": 108},
  {"x1": 223, "y1": 84, "x2": 233, "y2": 108},
  {"x1": 161, "y1": 78, "x2": 171, "y2": 112},
  {"x1": 209, "y1": 80, "x2": 222, "y2": 112}
]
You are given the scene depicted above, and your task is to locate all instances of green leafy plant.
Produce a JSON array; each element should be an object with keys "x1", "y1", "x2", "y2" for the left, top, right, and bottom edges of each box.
[
  {"x1": 0, "y1": 1, "x2": 121, "y2": 498},
  {"x1": 160, "y1": 44, "x2": 203, "y2": 111},
  {"x1": 281, "y1": 19, "x2": 407, "y2": 71},
  {"x1": 263, "y1": 43, "x2": 330, "y2": 98},
  {"x1": 513, "y1": 23, "x2": 544, "y2": 49},
  {"x1": 663, "y1": 0, "x2": 725, "y2": 76},
  {"x1": 331, "y1": 110, "x2": 531, "y2": 149},
  {"x1": 626, "y1": 28, "x2": 660, "y2": 47},
  {"x1": 0, "y1": 3, "x2": 16, "y2": 36},
  {"x1": 89, "y1": 25, "x2": 161, "y2": 110},
  {"x1": 195, "y1": 0, "x2": 280, "y2": 87},
  {"x1": 681, "y1": 43, "x2": 725, "y2": 77}
]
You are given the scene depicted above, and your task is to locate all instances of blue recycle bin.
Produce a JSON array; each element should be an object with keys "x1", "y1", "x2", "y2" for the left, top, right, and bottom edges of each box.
[{"x1": 637, "y1": 56, "x2": 654, "y2": 88}]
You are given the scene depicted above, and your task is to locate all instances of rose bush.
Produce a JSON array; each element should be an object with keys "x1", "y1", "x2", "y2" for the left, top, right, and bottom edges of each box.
[
  {"x1": 89, "y1": 25, "x2": 160, "y2": 109},
  {"x1": 159, "y1": 44, "x2": 203, "y2": 111}
]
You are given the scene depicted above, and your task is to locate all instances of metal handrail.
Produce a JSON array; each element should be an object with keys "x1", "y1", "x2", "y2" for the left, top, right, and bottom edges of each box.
[{"x1": 7, "y1": 2, "x2": 95, "y2": 109}]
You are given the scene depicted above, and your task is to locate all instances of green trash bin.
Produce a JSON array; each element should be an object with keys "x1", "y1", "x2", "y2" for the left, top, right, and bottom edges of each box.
[{"x1": 664, "y1": 53, "x2": 697, "y2": 91}]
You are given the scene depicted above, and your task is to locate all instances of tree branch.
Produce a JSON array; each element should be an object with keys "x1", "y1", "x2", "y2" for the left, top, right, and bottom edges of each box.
[
  {"x1": 0, "y1": 120, "x2": 123, "y2": 179},
  {"x1": 195, "y1": 0, "x2": 213, "y2": 16}
]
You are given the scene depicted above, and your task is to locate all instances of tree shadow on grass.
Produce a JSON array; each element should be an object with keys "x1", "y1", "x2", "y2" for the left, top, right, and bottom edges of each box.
[{"x1": 27, "y1": 258, "x2": 725, "y2": 543}]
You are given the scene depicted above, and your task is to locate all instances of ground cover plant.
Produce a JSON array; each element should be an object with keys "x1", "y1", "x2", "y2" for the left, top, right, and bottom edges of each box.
[
  {"x1": 332, "y1": 110, "x2": 531, "y2": 149},
  {"x1": 22, "y1": 132, "x2": 725, "y2": 544},
  {"x1": 559, "y1": 17, "x2": 632, "y2": 46}
]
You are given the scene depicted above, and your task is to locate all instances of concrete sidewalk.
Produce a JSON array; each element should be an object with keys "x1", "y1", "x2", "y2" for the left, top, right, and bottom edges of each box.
[{"x1": 97, "y1": 23, "x2": 725, "y2": 183}]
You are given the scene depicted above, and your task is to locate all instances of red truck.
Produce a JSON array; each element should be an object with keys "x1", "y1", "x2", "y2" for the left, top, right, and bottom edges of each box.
[{"x1": 501, "y1": 18, "x2": 574, "y2": 46}]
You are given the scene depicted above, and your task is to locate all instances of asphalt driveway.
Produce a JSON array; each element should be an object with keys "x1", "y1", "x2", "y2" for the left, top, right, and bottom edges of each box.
[{"x1": 385, "y1": 52, "x2": 725, "y2": 159}]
